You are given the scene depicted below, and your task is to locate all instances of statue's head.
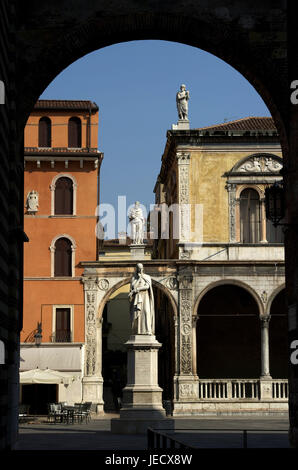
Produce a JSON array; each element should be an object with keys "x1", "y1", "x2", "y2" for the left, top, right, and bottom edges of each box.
[
  {"x1": 135, "y1": 201, "x2": 140, "y2": 207},
  {"x1": 180, "y1": 84, "x2": 186, "y2": 90},
  {"x1": 136, "y1": 263, "x2": 143, "y2": 273}
]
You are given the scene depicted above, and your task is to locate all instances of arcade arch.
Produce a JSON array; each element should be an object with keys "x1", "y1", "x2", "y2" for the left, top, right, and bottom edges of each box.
[{"x1": 98, "y1": 278, "x2": 176, "y2": 411}]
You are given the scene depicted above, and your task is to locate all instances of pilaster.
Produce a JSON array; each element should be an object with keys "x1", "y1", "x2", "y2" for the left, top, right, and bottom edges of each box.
[
  {"x1": 173, "y1": 268, "x2": 199, "y2": 413},
  {"x1": 82, "y1": 274, "x2": 104, "y2": 413}
]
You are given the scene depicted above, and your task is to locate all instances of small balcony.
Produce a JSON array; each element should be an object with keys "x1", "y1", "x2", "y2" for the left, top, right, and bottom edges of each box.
[{"x1": 50, "y1": 331, "x2": 72, "y2": 343}]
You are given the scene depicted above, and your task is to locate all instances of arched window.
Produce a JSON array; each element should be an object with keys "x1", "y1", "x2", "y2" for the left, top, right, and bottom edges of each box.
[
  {"x1": 54, "y1": 238, "x2": 72, "y2": 277},
  {"x1": 54, "y1": 177, "x2": 73, "y2": 215},
  {"x1": 38, "y1": 117, "x2": 51, "y2": 147},
  {"x1": 240, "y1": 188, "x2": 261, "y2": 243},
  {"x1": 68, "y1": 117, "x2": 81, "y2": 148}
]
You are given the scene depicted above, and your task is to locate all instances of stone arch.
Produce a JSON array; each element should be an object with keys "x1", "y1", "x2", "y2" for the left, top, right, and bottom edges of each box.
[
  {"x1": 266, "y1": 283, "x2": 286, "y2": 316},
  {"x1": 236, "y1": 184, "x2": 264, "y2": 199},
  {"x1": 17, "y1": 7, "x2": 288, "y2": 157},
  {"x1": 194, "y1": 278, "x2": 264, "y2": 318},
  {"x1": 195, "y1": 278, "x2": 262, "y2": 379},
  {"x1": 97, "y1": 276, "x2": 178, "y2": 320},
  {"x1": 98, "y1": 274, "x2": 177, "y2": 406},
  {"x1": 267, "y1": 285, "x2": 287, "y2": 379}
]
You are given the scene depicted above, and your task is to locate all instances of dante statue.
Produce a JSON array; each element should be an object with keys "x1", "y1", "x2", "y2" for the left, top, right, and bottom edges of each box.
[
  {"x1": 176, "y1": 84, "x2": 190, "y2": 120},
  {"x1": 128, "y1": 201, "x2": 144, "y2": 245},
  {"x1": 128, "y1": 263, "x2": 155, "y2": 335}
]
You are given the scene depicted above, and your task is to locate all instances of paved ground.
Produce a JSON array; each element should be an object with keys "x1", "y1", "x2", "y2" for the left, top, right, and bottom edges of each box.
[{"x1": 14, "y1": 414, "x2": 290, "y2": 451}]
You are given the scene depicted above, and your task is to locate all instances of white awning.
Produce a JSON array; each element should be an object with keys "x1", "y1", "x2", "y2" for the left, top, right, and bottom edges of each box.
[
  {"x1": 20, "y1": 345, "x2": 82, "y2": 371},
  {"x1": 20, "y1": 368, "x2": 77, "y2": 385}
]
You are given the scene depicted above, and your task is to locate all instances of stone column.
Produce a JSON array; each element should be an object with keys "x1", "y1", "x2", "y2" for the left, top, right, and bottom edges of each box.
[
  {"x1": 260, "y1": 315, "x2": 271, "y2": 379},
  {"x1": 173, "y1": 270, "x2": 199, "y2": 414},
  {"x1": 259, "y1": 315, "x2": 272, "y2": 401},
  {"x1": 260, "y1": 198, "x2": 267, "y2": 243},
  {"x1": 82, "y1": 275, "x2": 104, "y2": 413}
]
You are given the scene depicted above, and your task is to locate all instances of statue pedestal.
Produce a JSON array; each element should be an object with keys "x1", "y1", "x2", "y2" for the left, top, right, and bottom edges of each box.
[
  {"x1": 111, "y1": 334, "x2": 173, "y2": 434},
  {"x1": 129, "y1": 244, "x2": 146, "y2": 259},
  {"x1": 172, "y1": 119, "x2": 190, "y2": 130}
]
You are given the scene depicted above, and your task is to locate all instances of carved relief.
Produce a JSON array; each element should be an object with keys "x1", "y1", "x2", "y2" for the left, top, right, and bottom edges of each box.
[
  {"x1": 181, "y1": 335, "x2": 192, "y2": 374},
  {"x1": 179, "y1": 277, "x2": 193, "y2": 375},
  {"x1": 166, "y1": 277, "x2": 178, "y2": 290},
  {"x1": 226, "y1": 183, "x2": 237, "y2": 242},
  {"x1": 98, "y1": 278, "x2": 109, "y2": 290},
  {"x1": 26, "y1": 190, "x2": 39, "y2": 214},
  {"x1": 261, "y1": 290, "x2": 268, "y2": 304},
  {"x1": 179, "y1": 383, "x2": 194, "y2": 397},
  {"x1": 83, "y1": 277, "x2": 99, "y2": 377},
  {"x1": 177, "y1": 152, "x2": 191, "y2": 242},
  {"x1": 237, "y1": 155, "x2": 282, "y2": 173}
]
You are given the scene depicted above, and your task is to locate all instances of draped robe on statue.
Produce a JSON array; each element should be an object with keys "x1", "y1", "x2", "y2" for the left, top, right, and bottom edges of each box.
[{"x1": 130, "y1": 272, "x2": 155, "y2": 335}]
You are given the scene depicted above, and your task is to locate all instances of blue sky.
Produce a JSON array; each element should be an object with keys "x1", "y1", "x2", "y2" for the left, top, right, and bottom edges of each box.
[{"x1": 40, "y1": 40, "x2": 270, "y2": 231}]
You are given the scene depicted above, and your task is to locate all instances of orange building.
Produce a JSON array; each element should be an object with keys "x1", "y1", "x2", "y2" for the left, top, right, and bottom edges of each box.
[{"x1": 20, "y1": 100, "x2": 103, "y2": 413}]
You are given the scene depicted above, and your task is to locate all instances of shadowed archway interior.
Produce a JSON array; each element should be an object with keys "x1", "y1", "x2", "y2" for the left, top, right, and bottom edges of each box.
[{"x1": 196, "y1": 285, "x2": 260, "y2": 379}]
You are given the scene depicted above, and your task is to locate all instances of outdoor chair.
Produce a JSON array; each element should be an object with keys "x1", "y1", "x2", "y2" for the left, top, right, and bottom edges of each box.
[
  {"x1": 19, "y1": 404, "x2": 30, "y2": 423},
  {"x1": 47, "y1": 403, "x2": 64, "y2": 423},
  {"x1": 81, "y1": 402, "x2": 92, "y2": 423}
]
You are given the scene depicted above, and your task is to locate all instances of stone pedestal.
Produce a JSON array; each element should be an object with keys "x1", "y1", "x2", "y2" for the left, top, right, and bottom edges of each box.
[
  {"x1": 172, "y1": 119, "x2": 190, "y2": 130},
  {"x1": 129, "y1": 244, "x2": 146, "y2": 259},
  {"x1": 82, "y1": 376, "x2": 104, "y2": 414},
  {"x1": 111, "y1": 334, "x2": 173, "y2": 434}
]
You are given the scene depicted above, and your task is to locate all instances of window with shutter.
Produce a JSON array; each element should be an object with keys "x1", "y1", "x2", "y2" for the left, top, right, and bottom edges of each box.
[
  {"x1": 55, "y1": 308, "x2": 71, "y2": 342},
  {"x1": 68, "y1": 117, "x2": 82, "y2": 148},
  {"x1": 54, "y1": 237, "x2": 72, "y2": 276},
  {"x1": 54, "y1": 177, "x2": 73, "y2": 215},
  {"x1": 240, "y1": 189, "x2": 261, "y2": 243},
  {"x1": 38, "y1": 117, "x2": 51, "y2": 147}
]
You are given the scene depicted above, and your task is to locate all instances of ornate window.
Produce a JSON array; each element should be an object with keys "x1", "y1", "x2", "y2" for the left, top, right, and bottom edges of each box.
[
  {"x1": 226, "y1": 153, "x2": 283, "y2": 244},
  {"x1": 38, "y1": 117, "x2": 51, "y2": 147},
  {"x1": 68, "y1": 117, "x2": 82, "y2": 148},
  {"x1": 50, "y1": 174, "x2": 77, "y2": 216},
  {"x1": 50, "y1": 234, "x2": 76, "y2": 277},
  {"x1": 240, "y1": 188, "x2": 261, "y2": 243}
]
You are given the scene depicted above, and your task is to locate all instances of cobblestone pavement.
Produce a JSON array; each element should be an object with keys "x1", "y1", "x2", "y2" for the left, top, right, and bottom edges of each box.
[{"x1": 14, "y1": 414, "x2": 290, "y2": 450}]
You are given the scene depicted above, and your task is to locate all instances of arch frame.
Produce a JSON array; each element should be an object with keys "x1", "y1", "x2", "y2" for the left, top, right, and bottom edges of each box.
[
  {"x1": 193, "y1": 278, "x2": 264, "y2": 318},
  {"x1": 50, "y1": 173, "x2": 78, "y2": 216},
  {"x1": 266, "y1": 283, "x2": 286, "y2": 316},
  {"x1": 97, "y1": 276, "x2": 178, "y2": 322}
]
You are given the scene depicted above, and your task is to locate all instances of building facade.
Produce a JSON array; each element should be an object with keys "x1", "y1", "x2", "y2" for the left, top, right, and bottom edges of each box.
[
  {"x1": 20, "y1": 112, "x2": 288, "y2": 416},
  {"x1": 20, "y1": 100, "x2": 102, "y2": 414},
  {"x1": 80, "y1": 117, "x2": 287, "y2": 415}
]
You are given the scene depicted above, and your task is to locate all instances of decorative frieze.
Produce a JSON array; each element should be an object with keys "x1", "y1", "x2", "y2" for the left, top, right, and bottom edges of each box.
[
  {"x1": 83, "y1": 277, "x2": 100, "y2": 377},
  {"x1": 178, "y1": 273, "x2": 194, "y2": 376},
  {"x1": 238, "y1": 156, "x2": 282, "y2": 173},
  {"x1": 226, "y1": 183, "x2": 237, "y2": 242},
  {"x1": 177, "y1": 152, "x2": 191, "y2": 243}
]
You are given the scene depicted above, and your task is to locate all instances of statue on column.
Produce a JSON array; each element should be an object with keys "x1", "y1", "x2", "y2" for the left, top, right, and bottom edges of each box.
[
  {"x1": 128, "y1": 263, "x2": 155, "y2": 335},
  {"x1": 128, "y1": 201, "x2": 144, "y2": 245},
  {"x1": 176, "y1": 84, "x2": 190, "y2": 120}
]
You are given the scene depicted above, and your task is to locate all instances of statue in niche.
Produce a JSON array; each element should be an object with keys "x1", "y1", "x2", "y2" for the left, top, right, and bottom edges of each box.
[
  {"x1": 128, "y1": 263, "x2": 155, "y2": 335},
  {"x1": 176, "y1": 84, "x2": 190, "y2": 120},
  {"x1": 128, "y1": 201, "x2": 144, "y2": 245},
  {"x1": 26, "y1": 190, "x2": 39, "y2": 214}
]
